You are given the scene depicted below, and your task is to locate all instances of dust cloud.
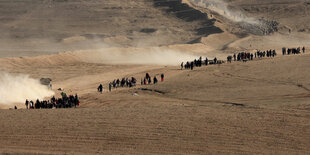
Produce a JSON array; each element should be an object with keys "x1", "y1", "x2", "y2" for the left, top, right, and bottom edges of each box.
[
  {"x1": 79, "y1": 47, "x2": 199, "y2": 66},
  {"x1": 0, "y1": 72, "x2": 54, "y2": 106},
  {"x1": 190, "y1": 0, "x2": 278, "y2": 35},
  {"x1": 193, "y1": 0, "x2": 258, "y2": 24}
]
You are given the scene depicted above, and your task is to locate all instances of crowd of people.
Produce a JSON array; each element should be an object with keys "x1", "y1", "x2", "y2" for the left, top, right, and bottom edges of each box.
[
  {"x1": 98, "y1": 77, "x2": 137, "y2": 93},
  {"x1": 24, "y1": 92, "x2": 79, "y2": 109},
  {"x1": 181, "y1": 57, "x2": 221, "y2": 70},
  {"x1": 141, "y1": 73, "x2": 164, "y2": 85},
  {"x1": 15, "y1": 46, "x2": 306, "y2": 109},
  {"x1": 231, "y1": 49, "x2": 277, "y2": 62},
  {"x1": 181, "y1": 46, "x2": 306, "y2": 70},
  {"x1": 97, "y1": 73, "x2": 165, "y2": 93},
  {"x1": 282, "y1": 47, "x2": 305, "y2": 55}
]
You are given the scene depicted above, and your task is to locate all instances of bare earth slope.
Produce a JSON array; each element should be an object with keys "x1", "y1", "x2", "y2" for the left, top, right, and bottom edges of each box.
[
  {"x1": 0, "y1": 0, "x2": 221, "y2": 57},
  {"x1": 0, "y1": 53, "x2": 309, "y2": 154},
  {"x1": 226, "y1": 0, "x2": 310, "y2": 33},
  {"x1": 185, "y1": 0, "x2": 310, "y2": 52},
  {"x1": 0, "y1": 0, "x2": 310, "y2": 154}
]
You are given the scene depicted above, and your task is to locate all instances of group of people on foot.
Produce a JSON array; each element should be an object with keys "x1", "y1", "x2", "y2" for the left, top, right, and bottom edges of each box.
[
  {"x1": 181, "y1": 57, "x2": 220, "y2": 70},
  {"x1": 107, "y1": 77, "x2": 137, "y2": 92},
  {"x1": 282, "y1": 46, "x2": 305, "y2": 55},
  {"x1": 18, "y1": 46, "x2": 306, "y2": 109},
  {"x1": 24, "y1": 92, "x2": 80, "y2": 109},
  {"x1": 141, "y1": 73, "x2": 164, "y2": 85},
  {"x1": 181, "y1": 46, "x2": 306, "y2": 70},
  {"x1": 229, "y1": 49, "x2": 277, "y2": 63},
  {"x1": 97, "y1": 73, "x2": 165, "y2": 93}
]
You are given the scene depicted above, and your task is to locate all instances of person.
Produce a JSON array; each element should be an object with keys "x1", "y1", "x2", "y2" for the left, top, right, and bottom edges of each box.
[
  {"x1": 181, "y1": 62, "x2": 184, "y2": 70},
  {"x1": 144, "y1": 78, "x2": 147, "y2": 85},
  {"x1": 146, "y1": 73, "x2": 150, "y2": 81},
  {"x1": 186, "y1": 61, "x2": 190, "y2": 69},
  {"x1": 205, "y1": 57, "x2": 208, "y2": 65},
  {"x1": 112, "y1": 80, "x2": 116, "y2": 88},
  {"x1": 108, "y1": 82, "x2": 112, "y2": 92},
  {"x1": 25, "y1": 99, "x2": 29, "y2": 109},
  {"x1": 161, "y1": 74, "x2": 164, "y2": 82},
  {"x1": 153, "y1": 76, "x2": 158, "y2": 84},
  {"x1": 297, "y1": 47, "x2": 301, "y2": 54},
  {"x1": 116, "y1": 79, "x2": 120, "y2": 87},
  {"x1": 282, "y1": 47, "x2": 286, "y2": 55},
  {"x1": 227, "y1": 56, "x2": 232, "y2": 63},
  {"x1": 35, "y1": 99, "x2": 40, "y2": 109},
  {"x1": 121, "y1": 78, "x2": 125, "y2": 87},
  {"x1": 61, "y1": 92, "x2": 67, "y2": 99},
  {"x1": 30, "y1": 101, "x2": 34, "y2": 109},
  {"x1": 51, "y1": 96, "x2": 56, "y2": 103},
  {"x1": 190, "y1": 62, "x2": 194, "y2": 70},
  {"x1": 302, "y1": 46, "x2": 305, "y2": 53},
  {"x1": 148, "y1": 76, "x2": 151, "y2": 84},
  {"x1": 233, "y1": 54, "x2": 236, "y2": 61},
  {"x1": 131, "y1": 77, "x2": 137, "y2": 87},
  {"x1": 14, "y1": 106, "x2": 17, "y2": 110},
  {"x1": 97, "y1": 84, "x2": 103, "y2": 93},
  {"x1": 125, "y1": 78, "x2": 129, "y2": 87},
  {"x1": 75, "y1": 94, "x2": 79, "y2": 107},
  {"x1": 214, "y1": 57, "x2": 217, "y2": 64}
]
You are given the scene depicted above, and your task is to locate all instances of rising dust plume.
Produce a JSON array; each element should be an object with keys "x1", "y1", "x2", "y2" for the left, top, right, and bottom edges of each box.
[
  {"x1": 0, "y1": 72, "x2": 54, "y2": 106},
  {"x1": 190, "y1": 0, "x2": 278, "y2": 35},
  {"x1": 79, "y1": 47, "x2": 199, "y2": 66}
]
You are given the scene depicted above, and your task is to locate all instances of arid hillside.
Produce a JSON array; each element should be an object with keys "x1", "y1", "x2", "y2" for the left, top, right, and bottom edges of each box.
[
  {"x1": 0, "y1": 0, "x2": 221, "y2": 57},
  {"x1": 226, "y1": 0, "x2": 310, "y2": 33},
  {"x1": 0, "y1": 0, "x2": 309, "y2": 154},
  {"x1": 0, "y1": 52, "x2": 309, "y2": 154}
]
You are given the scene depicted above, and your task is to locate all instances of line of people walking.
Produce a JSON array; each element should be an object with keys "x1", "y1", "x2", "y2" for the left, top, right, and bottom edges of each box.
[
  {"x1": 181, "y1": 46, "x2": 307, "y2": 70},
  {"x1": 231, "y1": 49, "x2": 277, "y2": 63},
  {"x1": 282, "y1": 46, "x2": 305, "y2": 55},
  {"x1": 181, "y1": 57, "x2": 222, "y2": 70},
  {"x1": 141, "y1": 73, "x2": 164, "y2": 85},
  {"x1": 97, "y1": 73, "x2": 165, "y2": 93}
]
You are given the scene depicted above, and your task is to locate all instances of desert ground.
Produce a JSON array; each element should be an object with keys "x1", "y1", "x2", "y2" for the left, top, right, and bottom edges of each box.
[{"x1": 0, "y1": 0, "x2": 309, "y2": 154}]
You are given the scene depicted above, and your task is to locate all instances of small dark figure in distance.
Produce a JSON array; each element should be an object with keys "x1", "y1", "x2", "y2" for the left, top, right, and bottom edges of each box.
[
  {"x1": 25, "y1": 99, "x2": 29, "y2": 109},
  {"x1": 153, "y1": 76, "x2": 158, "y2": 84},
  {"x1": 190, "y1": 62, "x2": 194, "y2": 70},
  {"x1": 97, "y1": 84, "x2": 103, "y2": 93},
  {"x1": 109, "y1": 83, "x2": 112, "y2": 92}
]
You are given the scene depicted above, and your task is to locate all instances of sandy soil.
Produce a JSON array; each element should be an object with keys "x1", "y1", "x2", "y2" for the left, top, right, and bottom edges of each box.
[
  {"x1": 0, "y1": 0, "x2": 310, "y2": 154},
  {"x1": 0, "y1": 0, "x2": 221, "y2": 58},
  {"x1": 1, "y1": 53, "x2": 309, "y2": 154}
]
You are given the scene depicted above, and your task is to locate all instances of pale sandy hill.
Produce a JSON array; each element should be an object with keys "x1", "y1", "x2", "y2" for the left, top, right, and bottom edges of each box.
[
  {"x1": 184, "y1": 0, "x2": 310, "y2": 52},
  {"x1": 0, "y1": 0, "x2": 310, "y2": 154},
  {"x1": 0, "y1": 0, "x2": 221, "y2": 58},
  {"x1": 0, "y1": 52, "x2": 309, "y2": 154}
]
